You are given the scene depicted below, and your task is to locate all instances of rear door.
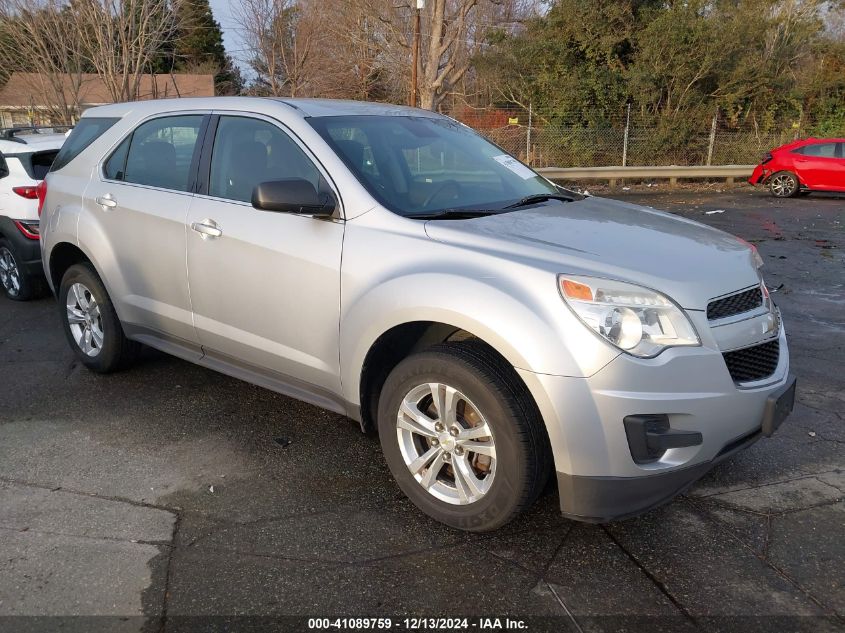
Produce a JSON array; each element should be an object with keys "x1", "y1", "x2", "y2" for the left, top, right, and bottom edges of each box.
[
  {"x1": 83, "y1": 113, "x2": 208, "y2": 349},
  {"x1": 793, "y1": 142, "x2": 843, "y2": 189}
]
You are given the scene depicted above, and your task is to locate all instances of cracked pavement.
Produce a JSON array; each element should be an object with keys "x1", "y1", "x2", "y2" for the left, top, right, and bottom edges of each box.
[{"x1": 0, "y1": 187, "x2": 842, "y2": 631}]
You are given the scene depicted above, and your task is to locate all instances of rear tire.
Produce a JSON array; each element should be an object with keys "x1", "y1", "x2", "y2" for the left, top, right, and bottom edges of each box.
[
  {"x1": 0, "y1": 238, "x2": 44, "y2": 301},
  {"x1": 768, "y1": 171, "x2": 800, "y2": 198},
  {"x1": 59, "y1": 262, "x2": 140, "y2": 373},
  {"x1": 378, "y1": 341, "x2": 551, "y2": 532}
]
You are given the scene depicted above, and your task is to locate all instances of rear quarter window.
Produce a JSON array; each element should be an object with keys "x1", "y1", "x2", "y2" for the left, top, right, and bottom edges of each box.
[{"x1": 50, "y1": 118, "x2": 120, "y2": 172}]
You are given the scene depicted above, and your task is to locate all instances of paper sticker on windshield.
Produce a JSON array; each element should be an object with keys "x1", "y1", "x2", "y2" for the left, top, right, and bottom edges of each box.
[{"x1": 492, "y1": 154, "x2": 536, "y2": 179}]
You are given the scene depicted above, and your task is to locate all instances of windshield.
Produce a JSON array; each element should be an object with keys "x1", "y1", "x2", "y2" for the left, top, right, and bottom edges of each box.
[{"x1": 308, "y1": 115, "x2": 562, "y2": 217}]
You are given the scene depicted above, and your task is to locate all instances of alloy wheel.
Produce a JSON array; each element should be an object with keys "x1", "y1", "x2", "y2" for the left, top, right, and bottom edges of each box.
[
  {"x1": 66, "y1": 282, "x2": 104, "y2": 357},
  {"x1": 0, "y1": 247, "x2": 21, "y2": 297},
  {"x1": 770, "y1": 174, "x2": 797, "y2": 197},
  {"x1": 396, "y1": 382, "x2": 497, "y2": 505}
]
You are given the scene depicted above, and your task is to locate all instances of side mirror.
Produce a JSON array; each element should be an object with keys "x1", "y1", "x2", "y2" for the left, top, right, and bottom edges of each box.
[{"x1": 251, "y1": 178, "x2": 336, "y2": 217}]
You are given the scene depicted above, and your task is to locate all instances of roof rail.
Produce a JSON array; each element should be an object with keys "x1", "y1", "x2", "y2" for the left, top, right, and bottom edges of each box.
[{"x1": 0, "y1": 125, "x2": 73, "y2": 143}]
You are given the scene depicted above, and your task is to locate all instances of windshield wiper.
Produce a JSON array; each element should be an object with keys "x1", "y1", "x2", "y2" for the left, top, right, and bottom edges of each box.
[
  {"x1": 406, "y1": 208, "x2": 501, "y2": 220},
  {"x1": 503, "y1": 193, "x2": 577, "y2": 209}
]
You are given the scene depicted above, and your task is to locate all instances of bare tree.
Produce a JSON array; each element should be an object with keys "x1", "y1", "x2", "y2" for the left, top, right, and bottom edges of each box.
[
  {"x1": 0, "y1": 0, "x2": 87, "y2": 124},
  {"x1": 235, "y1": 0, "x2": 322, "y2": 96},
  {"x1": 313, "y1": 0, "x2": 384, "y2": 100},
  {"x1": 71, "y1": 0, "x2": 176, "y2": 102},
  {"x1": 418, "y1": 0, "x2": 477, "y2": 109},
  {"x1": 234, "y1": 0, "x2": 525, "y2": 107},
  {"x1": 364, "y1": 0, "x2": 524, "y2": 110}
]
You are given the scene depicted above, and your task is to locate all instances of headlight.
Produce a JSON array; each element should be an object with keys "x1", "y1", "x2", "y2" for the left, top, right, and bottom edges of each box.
[{"x1": 558, "y1": 275, "x2": 700, "y2": 358}]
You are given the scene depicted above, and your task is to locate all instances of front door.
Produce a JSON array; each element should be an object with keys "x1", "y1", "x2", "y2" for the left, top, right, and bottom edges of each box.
[{"x1": 186, "y1": 114, "x2": 344, "y2": 394}]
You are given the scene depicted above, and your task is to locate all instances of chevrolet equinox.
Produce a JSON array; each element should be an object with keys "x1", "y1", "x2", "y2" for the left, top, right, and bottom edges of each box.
[{"x1": 38, "y1": 98, "x2": 796, "y2": 531}]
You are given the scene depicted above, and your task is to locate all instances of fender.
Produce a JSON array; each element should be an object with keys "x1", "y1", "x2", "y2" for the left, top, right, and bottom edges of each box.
[
  {"x1": 339, "y1": 271, "x2": 618, "y2": 408},
  {"x1": 340, "y1": 271, "x2": 619, "y2": 479}
]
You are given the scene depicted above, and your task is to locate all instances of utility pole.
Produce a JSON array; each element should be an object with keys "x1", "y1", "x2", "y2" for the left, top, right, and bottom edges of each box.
[{"x1": 410, "y1": 1, "x2": 424, "y2": 107}]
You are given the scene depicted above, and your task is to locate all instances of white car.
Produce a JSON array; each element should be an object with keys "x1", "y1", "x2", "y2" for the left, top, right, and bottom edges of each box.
[{"x1": 0, "y1": 127, "x2": 66, "y2": 299}]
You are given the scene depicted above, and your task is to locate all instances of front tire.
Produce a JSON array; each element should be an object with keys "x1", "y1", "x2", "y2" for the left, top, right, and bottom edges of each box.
[
  {"x1": 378, "y1": 342, "x2": 551, "y2": 532},
  {"x1": 768, "y1": 171, "x2": 800, "y2": 198},
  {"x1": 59, "y1": 263, "x2": 139, "y2": 373}
]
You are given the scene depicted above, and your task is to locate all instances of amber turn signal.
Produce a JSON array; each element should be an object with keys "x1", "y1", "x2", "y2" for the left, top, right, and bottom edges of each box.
[{"x1": 560, "y1": 278, "x2": 593, "y2": 301}]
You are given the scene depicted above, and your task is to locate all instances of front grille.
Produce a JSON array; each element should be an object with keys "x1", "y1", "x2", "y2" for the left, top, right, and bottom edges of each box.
[
  {"x1": 708, "y1": 287, "x2": 763, "y2": 320},
  {"x1": 723, "y1": 339, "x2": 780, "y2": 383}
]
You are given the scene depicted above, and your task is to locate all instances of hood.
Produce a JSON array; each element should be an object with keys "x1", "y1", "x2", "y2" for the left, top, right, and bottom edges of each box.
[{"x1": 423, "y1": 196, "x2": 760, "y2": 311}]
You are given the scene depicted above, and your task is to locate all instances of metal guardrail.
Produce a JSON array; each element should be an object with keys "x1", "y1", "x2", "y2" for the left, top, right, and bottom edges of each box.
[{"x1": 536, "y1": 164, "x2": 755, "y2": 185}]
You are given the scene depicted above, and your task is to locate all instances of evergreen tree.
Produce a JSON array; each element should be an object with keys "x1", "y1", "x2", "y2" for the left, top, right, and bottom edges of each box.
[{"x1": 173, "y1": 0, "x2": 241, "y2": 94}]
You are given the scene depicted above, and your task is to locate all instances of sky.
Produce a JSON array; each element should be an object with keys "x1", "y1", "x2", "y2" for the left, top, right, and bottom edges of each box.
[{"x1": 209, "y1": 0, "x2": 249, "y2": 72}]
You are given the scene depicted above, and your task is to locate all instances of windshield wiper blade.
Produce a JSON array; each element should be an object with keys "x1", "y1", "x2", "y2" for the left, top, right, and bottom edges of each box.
[
  {"x1": 406, "y1": 208, "x2": 501, "y2": 220},
  {"x1": 503, "y1": 193, "x2": 576, "y2": 209}
]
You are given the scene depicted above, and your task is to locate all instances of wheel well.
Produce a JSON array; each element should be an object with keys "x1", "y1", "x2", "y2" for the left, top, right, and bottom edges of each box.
[
  {"x1": 49, "y1": 243, "x2": 91, "y2": 290},
  {"x1": 359, "y1": 321, "x2": 535, "y2": 433}
]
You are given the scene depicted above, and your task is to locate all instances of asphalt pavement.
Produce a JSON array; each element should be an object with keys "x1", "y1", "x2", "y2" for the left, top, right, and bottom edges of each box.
[{"x1": 0, "y1": 186, "x2": 842, "y2": 632}]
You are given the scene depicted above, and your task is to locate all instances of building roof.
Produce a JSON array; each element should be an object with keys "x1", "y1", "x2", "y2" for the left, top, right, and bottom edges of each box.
[{"x1": 0, "y1": 73, "x2": 215, "y2": 109}]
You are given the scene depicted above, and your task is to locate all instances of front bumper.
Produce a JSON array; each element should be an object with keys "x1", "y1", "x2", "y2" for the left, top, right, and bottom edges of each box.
[
  {"x1": 557, "y1": 427, "x2": 760, "y2": 522},
  {"x1": 517, "y1": 320, "x2": 793, "y2": 523},
  {"x1": 557, "y1": 375, "x2": 795, "y2": 522}
]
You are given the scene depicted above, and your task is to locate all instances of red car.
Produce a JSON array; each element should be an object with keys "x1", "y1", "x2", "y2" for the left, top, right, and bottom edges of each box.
[{"x1": 749, "y1": 137, "x2": 845, "y2": 197}]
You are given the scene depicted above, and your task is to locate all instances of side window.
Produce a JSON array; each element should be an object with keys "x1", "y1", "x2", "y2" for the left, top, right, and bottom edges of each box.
[
  {"x1": 838, "y1": 143, "x2": 845, "y2": 159},
  {"x1": 104, "y1": 136, "x2": 131, "y2": 180},
  {"x1": 0, "y1": 153, "x2": 8, "y2": 178},
  {"x1": 209, "y1": 116, "x2": 321, "y2": 204},
  {"x1": 802, "y1": 143, "x2": 837, "y2": 158},
  {"x1": 124, "y1": 115, "x2": 202, "y2": 192}
]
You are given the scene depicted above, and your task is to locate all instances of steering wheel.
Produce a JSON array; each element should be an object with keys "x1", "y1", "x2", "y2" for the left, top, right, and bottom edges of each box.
[{"x1": 422, "y1": 180, "x2": 462, "y2": 208}]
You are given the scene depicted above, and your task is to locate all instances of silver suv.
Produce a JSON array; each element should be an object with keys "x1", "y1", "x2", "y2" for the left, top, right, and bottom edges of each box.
[{"x1": 39, "y1": 98, "x2": 796, "y2": 531}]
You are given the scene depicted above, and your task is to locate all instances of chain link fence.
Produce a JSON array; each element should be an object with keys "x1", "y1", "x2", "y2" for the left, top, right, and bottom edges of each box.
[{"x1": 451, "y1": 106, "x2": 827, "y2": 168}]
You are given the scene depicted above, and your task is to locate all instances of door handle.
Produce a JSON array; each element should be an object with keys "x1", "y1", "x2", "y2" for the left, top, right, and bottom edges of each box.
[
  {"x1": 191, "y1": 220, "x2": 223, "y2": 239},
  {"x1": 95, "y1": 194, "x2": 117, "y2": 209}
]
